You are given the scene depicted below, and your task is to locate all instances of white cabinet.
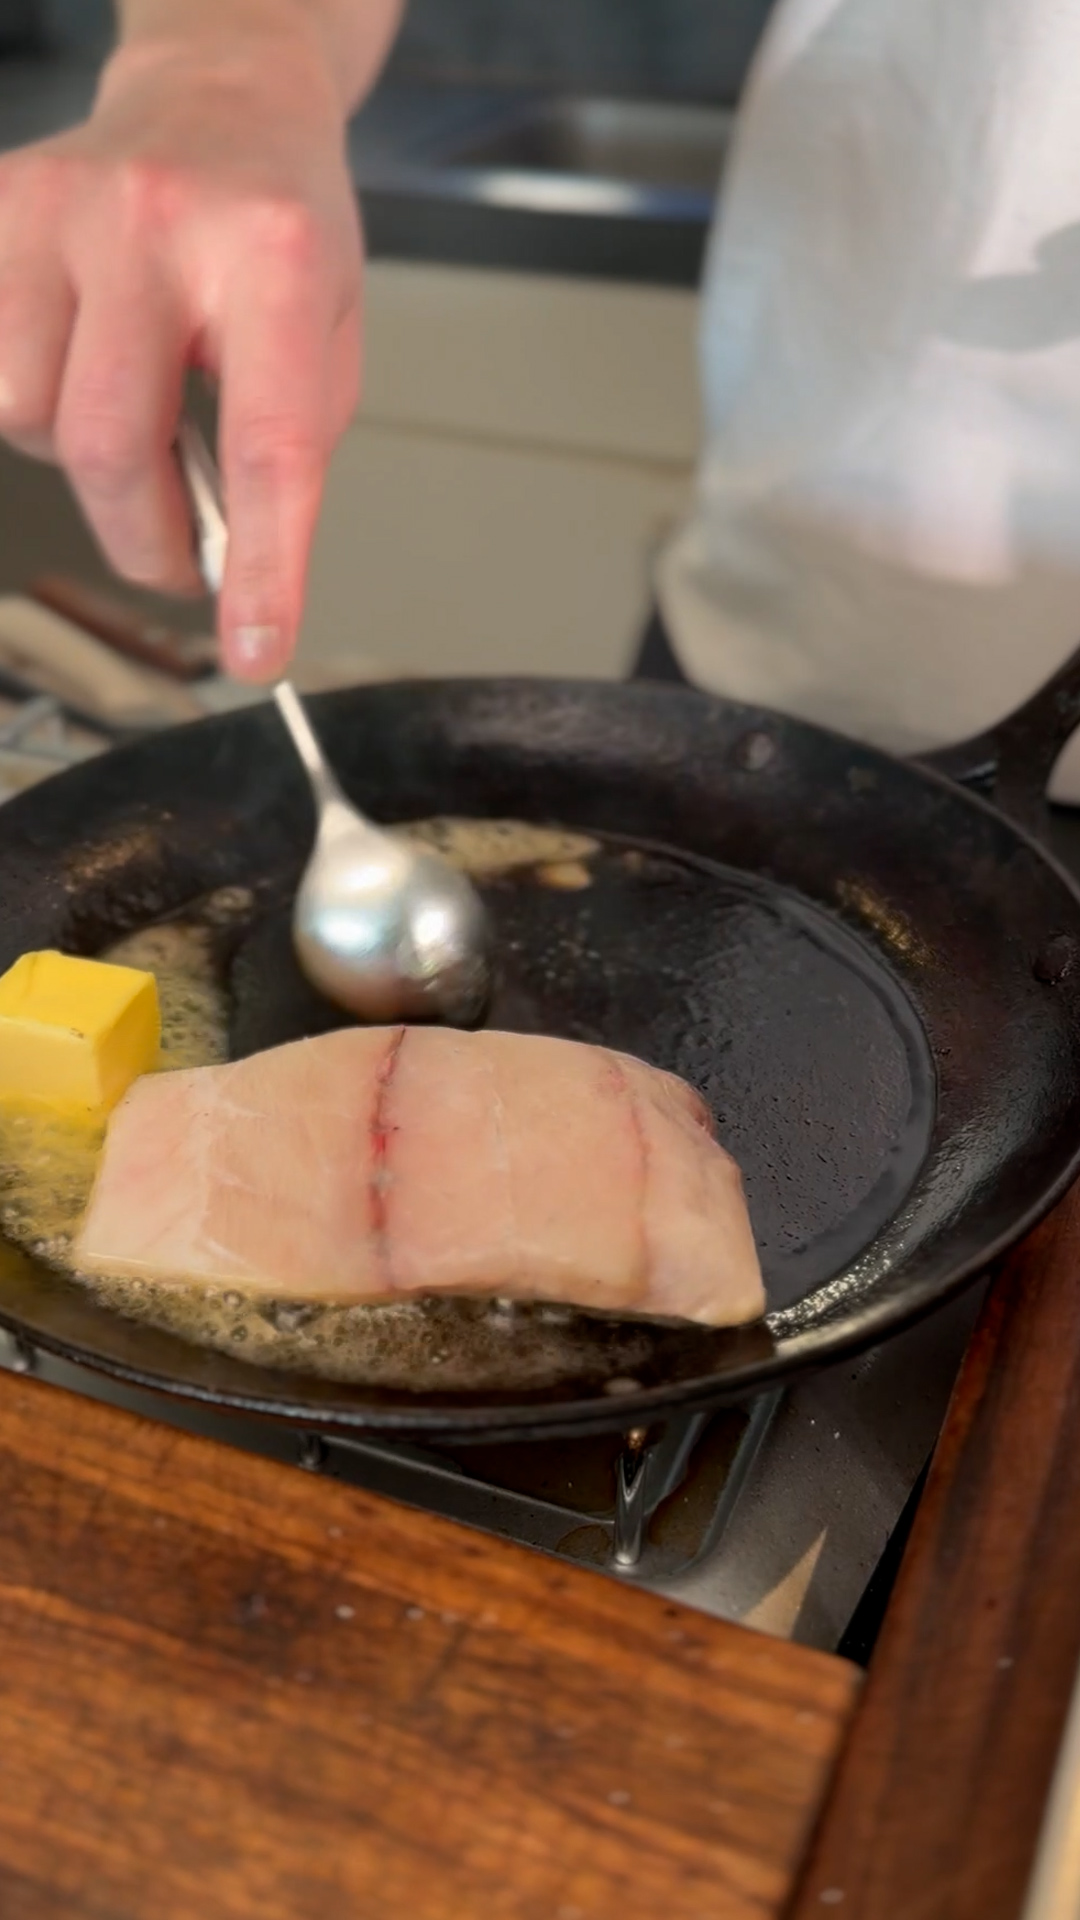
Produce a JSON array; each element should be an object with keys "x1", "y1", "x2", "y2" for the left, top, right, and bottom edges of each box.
[{"x1": 298, "y1": 260, "x2": 701, "y2": 682}]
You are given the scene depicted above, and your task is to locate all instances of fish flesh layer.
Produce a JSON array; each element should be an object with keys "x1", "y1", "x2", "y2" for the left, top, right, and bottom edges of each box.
[{"x1": 75, "y1": 1028, "x2": 764, "y2": 1326}]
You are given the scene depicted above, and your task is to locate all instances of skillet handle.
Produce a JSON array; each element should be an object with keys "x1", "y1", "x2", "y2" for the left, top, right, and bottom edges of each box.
[{"x1": 917, "y1": 642, "x2": 1080, "y2": 833}]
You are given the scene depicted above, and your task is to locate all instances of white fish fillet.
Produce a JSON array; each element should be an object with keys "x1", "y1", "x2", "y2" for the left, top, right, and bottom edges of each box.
[{"x1": 75, "y1": 1028, "x2": 764, "y2": 1327}]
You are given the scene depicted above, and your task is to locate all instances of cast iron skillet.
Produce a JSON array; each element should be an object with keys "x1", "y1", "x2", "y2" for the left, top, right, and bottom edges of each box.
[{"x1": 2, "y1": 658, "x2": 1080, "y2": 1440}]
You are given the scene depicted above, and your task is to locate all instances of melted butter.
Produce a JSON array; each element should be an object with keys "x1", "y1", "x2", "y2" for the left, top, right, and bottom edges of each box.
[
  {"x1": 73, "y1": 1276, "x2": 655, "y2": 1392},
  {"x1": 0, "y1": 822, "x2": 648, "y2": 1393},
  {"x1": 534, "y1": 859, "x2": 594, "y2": 891},
  {"x1": 0, "y1": 1105, "x2": 104, "y2": 1265},
  {"x1": 835, "y1": 878, "x2": 930, "y2": 965},
  {"x1": 106, "y1": 920, "x2": 231, "y2": 1071},
  {"x1": 392, "y1": 817, "x2": 596, "y2": 880}
]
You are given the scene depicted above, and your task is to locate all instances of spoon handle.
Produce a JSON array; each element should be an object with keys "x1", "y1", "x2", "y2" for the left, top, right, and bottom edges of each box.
[
  {"x1": 175, "y1": 418, "x2": 228, "y2": 597},
  {"x1": 273, "y1": 681, "x2": 345, "y2": 809},
  {"x1": 175, "y1": 412, "x2": 349, "y2": 815}
]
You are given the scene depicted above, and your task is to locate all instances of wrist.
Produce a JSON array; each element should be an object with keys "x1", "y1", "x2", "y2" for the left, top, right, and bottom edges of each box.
[{"x1": 109, "y1": 3, "x2": 368, "y2": 118}]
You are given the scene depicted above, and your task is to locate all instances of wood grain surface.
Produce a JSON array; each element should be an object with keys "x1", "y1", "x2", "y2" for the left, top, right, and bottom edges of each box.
[
  {"x1": 789, "y1": 1178, "x2": 1080, "y2": 1920},
  {"x1": 0, "y1": 1373, "x2": 858, "y2": 1920}
]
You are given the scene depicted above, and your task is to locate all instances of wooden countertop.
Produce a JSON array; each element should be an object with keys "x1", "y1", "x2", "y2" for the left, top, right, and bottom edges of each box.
[
  {"x1": 789, "y1": 1178, "x2": 1080, "y2": 1920},
  {"x1": 0, "y1": 1373, "x2": 859, "y2": 1920}
]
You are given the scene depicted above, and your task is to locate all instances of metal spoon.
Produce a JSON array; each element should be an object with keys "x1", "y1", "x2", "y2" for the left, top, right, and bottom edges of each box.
[{"x1": 175, "y1": 418, "x2": 491, "y2": 1025}]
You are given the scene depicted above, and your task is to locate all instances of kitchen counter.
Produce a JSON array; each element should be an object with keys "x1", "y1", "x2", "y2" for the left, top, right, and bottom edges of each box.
[
  {"x1": 0, "y1": 57, "x2": 722, "y2": 285},
  {"x1": 0, "y1": 1369, "x2": 857, "y2": 1920}
]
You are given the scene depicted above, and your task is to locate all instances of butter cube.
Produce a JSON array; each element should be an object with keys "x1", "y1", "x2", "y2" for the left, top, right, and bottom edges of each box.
[{"x1": 0, "y1": 951, "x2": 160, "y2": 1116}]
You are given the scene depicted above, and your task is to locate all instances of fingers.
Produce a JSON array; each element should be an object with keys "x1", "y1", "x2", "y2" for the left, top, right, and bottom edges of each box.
[
  {"x1": 0, "y1": 157, "x2": 75, "y2": 461},
  {"x1": 0, "y1": 251, "x2": 74, "y2": 461},
  {"x1": 218, "y1": 205, "x2": 360, "y2": 681},
  {"x1": 0, "y1": 148, "x2": 200, "y2": 592},
  {"x1": 54, "y1": 259, "x2": 202, "y2": 594}
]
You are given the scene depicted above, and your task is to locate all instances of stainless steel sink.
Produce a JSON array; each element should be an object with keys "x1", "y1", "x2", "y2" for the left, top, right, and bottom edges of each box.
[
  {"x1": 350, "y1": 85, "x2": 729, "y2": 283},
  {"x1": 447, "y1": 97, "x2": 730, "y2": 196}
]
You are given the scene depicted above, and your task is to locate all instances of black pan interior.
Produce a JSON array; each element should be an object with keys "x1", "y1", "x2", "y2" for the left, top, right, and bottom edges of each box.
[{"x1": 0, "y1": 678, "x2": 1079, "y2": 1438}]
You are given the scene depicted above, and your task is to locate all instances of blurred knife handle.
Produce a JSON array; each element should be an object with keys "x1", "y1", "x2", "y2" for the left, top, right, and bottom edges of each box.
[{"x1": 30, "y1": 575, "x2": 217, "y2": 682}]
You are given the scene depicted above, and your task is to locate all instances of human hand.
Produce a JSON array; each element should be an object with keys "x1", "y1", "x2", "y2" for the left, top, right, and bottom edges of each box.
[{"x1": 0, "y1": 24, "x2": 363, "y2": 680}]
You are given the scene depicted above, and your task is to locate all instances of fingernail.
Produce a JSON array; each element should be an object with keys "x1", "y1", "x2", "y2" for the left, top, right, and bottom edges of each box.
[{"x1": 231, "y1": 623, "x2": 284, "y2": 680}]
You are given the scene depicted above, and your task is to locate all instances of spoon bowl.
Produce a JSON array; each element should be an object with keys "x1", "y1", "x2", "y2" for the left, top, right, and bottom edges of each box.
[
  {"x1": 294, "y1": 808, "x2": 492, "y2": 1024},
  {"x1": 177, "y1": 418, "x2": 492, "y2": 1026}
]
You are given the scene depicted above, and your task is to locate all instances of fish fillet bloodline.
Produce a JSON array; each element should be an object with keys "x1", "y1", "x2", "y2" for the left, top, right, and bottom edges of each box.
[{"x1": 369, "y1": 1025, "x2": 406, "y2": 1288}]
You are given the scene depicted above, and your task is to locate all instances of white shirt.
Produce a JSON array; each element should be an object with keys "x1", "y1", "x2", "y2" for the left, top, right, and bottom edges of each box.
[{"x1": 656, "y1": 0, "x2": 1080, "y2": 798}]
